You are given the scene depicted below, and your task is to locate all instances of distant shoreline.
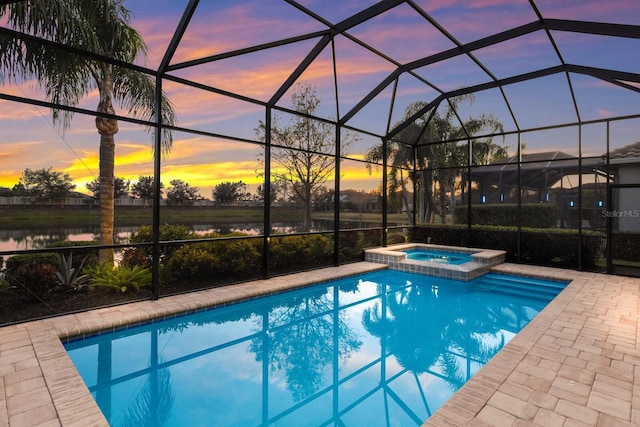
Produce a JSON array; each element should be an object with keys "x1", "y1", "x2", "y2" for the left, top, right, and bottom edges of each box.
[{"x1": 0, "y1": 206, "x2": 404, "y2": 229}]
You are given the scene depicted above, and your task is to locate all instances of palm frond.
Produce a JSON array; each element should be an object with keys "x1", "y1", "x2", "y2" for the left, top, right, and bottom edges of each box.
[
  {"x1": 0, "y1": 1, "x2": 97, "y2": 46},
  {"x1": 114, "y1": 67, "x2": 175, "y2": 153}
]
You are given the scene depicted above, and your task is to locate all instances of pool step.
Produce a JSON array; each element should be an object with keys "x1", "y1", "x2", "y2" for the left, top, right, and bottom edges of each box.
[{"x1": 472, "y1": 273, "x2": 567, "y2": 300}]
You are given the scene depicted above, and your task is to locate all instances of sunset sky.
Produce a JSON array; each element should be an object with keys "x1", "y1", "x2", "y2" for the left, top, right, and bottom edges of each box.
[{"x1": 1, "y1": 0, "x2": 639, "y2": 197}]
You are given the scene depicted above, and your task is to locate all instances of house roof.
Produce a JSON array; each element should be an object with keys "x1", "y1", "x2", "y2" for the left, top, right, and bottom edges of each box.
[
  {"x1": 609, "y1": 141, "x2": 640, "y2": 162},
  {"x1": 469, "y1": 151, "x2": 604, "y2": 189}
]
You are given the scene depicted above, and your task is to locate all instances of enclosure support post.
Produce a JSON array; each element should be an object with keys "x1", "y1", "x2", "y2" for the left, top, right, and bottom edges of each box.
[
  {"x1": 467, "y1": 138, "x2": 472, "y2": 247},
  {"x1": 263, "y1": 107, "x2": 272, "y2": 278},
  {"x1": 606, "y1": 121, "x2": 612, "y2": 273},
  {"x1": 382, "y1": 138, "x2": 388, "y2": 247},
  {"x1": 332, "y1": 39, "x2": 341, "y2": 265},
  {"x1": 333, "y1": 126, "x2": 341, "y2": 265},
  {"x1": 150, "y1": 75, "x2": 163, "y2": 300},
  {"x1": 577, "y1": 125, "x2": 583, "y2": 270},
  {"x1": 516, "y1": 132, "x2": 522, "y2": 264}
]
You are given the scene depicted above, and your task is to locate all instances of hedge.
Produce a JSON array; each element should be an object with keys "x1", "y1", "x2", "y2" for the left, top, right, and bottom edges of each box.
[
  {"x1": 611, "y1": 232, "x2": 640, "y2": 263},
  {"x1": 409, "y1": 224, "x2": 605, "y2": 270},
  {"x1": 453, "y1": 204, "x2": 559, "y2": 228}
]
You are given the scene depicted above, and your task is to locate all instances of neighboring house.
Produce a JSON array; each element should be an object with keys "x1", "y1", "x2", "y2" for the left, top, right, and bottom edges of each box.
[
  {"x1": 608, "y1": 141, "x2": 640, "y2": 232},
  {"x1": 463, "y1": 151, "x2": 606, "y2": 228},
  {"x1": 465, "y1": 145, "x2": 640, "y2": 231},
  {"x1": 343, "y1": 190, "x2": 381, "y2": 213},
  {"x1": 465, "y1": 150, "x2": 604, "y2": 204},
  {"x1": 316, "y1": 190, "x2": 380, "y2": 213}
]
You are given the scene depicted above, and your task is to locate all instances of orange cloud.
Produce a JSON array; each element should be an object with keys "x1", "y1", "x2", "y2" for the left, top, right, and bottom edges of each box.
[
  {"x1": 0, "y1": 140, "x2": 57, "y2": 187},
  {"x1": 152, "y1": 159, "x2": 263, "y2": 199},
  {"x1": 165, "y1": 160, "x2": 260, "y2": 183},
  {"x1": 597, "y1": 109, "x2": 613, "y2": 118},
  {"x1": 172, "y1": 48, "x2": 335, "y2": 103},
  {"x1": 49, "y1": 134, "x2": 263, "y2": 196},
  {"x1": 339, "y1": 166, "x2": 382, "y2": 192}
]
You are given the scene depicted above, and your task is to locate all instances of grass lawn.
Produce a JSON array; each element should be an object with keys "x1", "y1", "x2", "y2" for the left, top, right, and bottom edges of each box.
[{"x1": 0, "y1": 206, "x2": 410, "y2": 229}]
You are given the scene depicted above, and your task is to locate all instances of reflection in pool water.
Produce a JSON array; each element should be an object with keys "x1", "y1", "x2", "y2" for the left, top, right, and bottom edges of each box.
[{"x1": 65, "y1": 270, "x2": 565, "y2": 426}]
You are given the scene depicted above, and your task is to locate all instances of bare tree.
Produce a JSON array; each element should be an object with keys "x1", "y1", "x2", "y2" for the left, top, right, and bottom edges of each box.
[{"x1": 256, "y1": 83, "x2": 359, "y2": 230}]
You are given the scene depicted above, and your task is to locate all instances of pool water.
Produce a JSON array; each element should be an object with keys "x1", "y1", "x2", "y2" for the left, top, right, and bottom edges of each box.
[
  {"x1": 65, "y1": 270, "x2": 566, "y2": 427},
  {"x1": 404, "y1": 248, "x2": 473, "y2": 265}
]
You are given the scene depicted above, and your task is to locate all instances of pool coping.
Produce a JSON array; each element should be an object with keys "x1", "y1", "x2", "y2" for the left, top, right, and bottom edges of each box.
[{"x1": 1, "y1": 261, "x2": 639, "y2": 426}]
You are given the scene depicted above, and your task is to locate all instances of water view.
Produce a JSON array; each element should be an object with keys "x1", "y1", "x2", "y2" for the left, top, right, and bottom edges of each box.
[{"x1": 0, "y1": 219, "x2": 387, "y2": 252}]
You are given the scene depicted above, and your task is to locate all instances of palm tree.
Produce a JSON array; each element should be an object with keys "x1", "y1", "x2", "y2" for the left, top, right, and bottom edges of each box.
[
  {"x1": 0, "y1": 0, "x2": 176, "y2": 262},
  {"x1": 366, "y1": 95, "x2": 504, "y2": 224},
  {"x1": 365, "y1": 137, "x2": 415, "y2": 222},
  {"x1": 421, "y1": 98, "x2": 504, "y2": 223}
]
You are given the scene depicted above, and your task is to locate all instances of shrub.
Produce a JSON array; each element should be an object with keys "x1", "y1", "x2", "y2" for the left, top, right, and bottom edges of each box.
[
  {"x1": 84, "y1": 263, "x2": 152, "y2": 292},
  {"x1": 518, "y1": 228, "x2": 604, "y2": 269},
  {"x1": 129, "y1": 224, "x2": 198, "y2": 243},
  {"x1": 387, "y1": 230, "x2": 406, "y2": 244},
  {"x1": 339, "y1": 229, "x2": 383, "y2": 262},
  {"x1": 214, "y1": 238, "x2": 262, "y2": 276},
  {"x1": 163, "y1": 237, "x2": 263, "y2": 282},
  {"x1": 122, "y1": 224, "x2": 198, "y2": 267},
  {"x1": 5, "y1": 253, "x2": 59, "y2": 299},
  {"x1": 269, "y1": 234, "x2": 333, "y2": 271},
  {"x1": 163, "y1": 245, "x2": 221, "y2": 282},
  {"x1": 120, "y1": 247, "x2": 150, "y2": 268}
]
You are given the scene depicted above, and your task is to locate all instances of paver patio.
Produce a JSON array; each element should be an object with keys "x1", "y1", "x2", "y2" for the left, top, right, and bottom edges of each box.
[{"x1": 1, "y1": 262, "x2": 638, "y2": 426}]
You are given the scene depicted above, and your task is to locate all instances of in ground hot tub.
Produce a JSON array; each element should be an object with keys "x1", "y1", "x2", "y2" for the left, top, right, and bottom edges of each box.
[
  {"x1": 403, "y1": 248, "x2": 473, "y2": 265},
  {"x1": 365, "y1": 243, "x2": 506, "y2": 280}
]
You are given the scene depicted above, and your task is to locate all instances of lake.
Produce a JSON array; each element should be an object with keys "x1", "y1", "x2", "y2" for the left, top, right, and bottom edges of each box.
[{"x1": 0, "y1": 219, "x2": 387, "y2": 253}]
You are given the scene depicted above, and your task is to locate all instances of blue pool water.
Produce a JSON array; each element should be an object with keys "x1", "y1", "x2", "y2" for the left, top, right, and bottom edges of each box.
[
  {"x1": 404, "y1": 248, "x2": 473, "y2": 265},
  {"x1": 65, "y1": 270, "x2": 567, "y2": 427}
]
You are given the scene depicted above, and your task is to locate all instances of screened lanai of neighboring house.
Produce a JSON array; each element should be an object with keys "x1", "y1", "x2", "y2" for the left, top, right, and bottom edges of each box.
[{"x1": 1, "y1": 0, "x2": 640, "y2": 296}]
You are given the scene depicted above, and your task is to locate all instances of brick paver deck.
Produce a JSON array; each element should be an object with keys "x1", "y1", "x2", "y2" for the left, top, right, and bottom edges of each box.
[{"x1": 1, "y1": 262, "x2": 638, "y2": 426}]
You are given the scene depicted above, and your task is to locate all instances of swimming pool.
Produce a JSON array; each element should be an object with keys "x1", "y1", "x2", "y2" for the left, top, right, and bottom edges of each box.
[
  {"x1": 403, "y1": 248, "x2": 473, "y2": 265},
  {"x1": 64, "y1": 270, "x2": 566, "y2": 426}
]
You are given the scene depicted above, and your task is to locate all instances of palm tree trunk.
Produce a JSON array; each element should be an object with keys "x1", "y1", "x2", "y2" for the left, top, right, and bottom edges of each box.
[
  {"x1": 422, "y1": 169, "x2": 435, "y2": 223},
  {"x1": 419, "y1": 172, "x2": 426, "y2": 223},
  {"x1": 439, "y1": 184, "x2": 447, "y2": 224},
  {"x1": 96, "y1": 71, "x2": 118, "y2": 263},
  {"x1": 399, "y1": 170, "x2": 412, "y2": 223},
  {"x1": 99, "y1": 132, "x2": 116, "y2": 263}
]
